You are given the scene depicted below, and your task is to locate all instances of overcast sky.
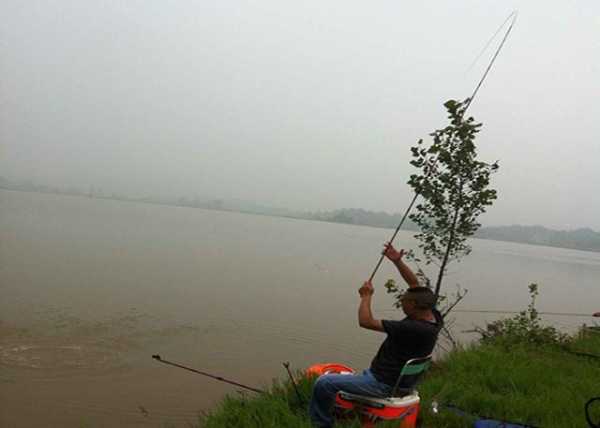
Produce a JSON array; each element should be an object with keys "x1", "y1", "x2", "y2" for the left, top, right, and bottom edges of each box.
[{"x1": 1, "y1": 1, "x2": 599, "y2": 229}]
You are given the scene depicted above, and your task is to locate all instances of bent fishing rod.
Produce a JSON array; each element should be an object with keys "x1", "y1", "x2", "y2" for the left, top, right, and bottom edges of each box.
[
  {"x1": 152, "y1": 354, "x2": 265, "y2": 394},
  {"x1": 368, "y1": 11, "x2": 518, "y2": 282}
]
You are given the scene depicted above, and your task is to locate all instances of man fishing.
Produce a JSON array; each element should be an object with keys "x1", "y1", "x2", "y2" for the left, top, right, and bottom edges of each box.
[{"x1": 309, "y1": 242, "x2": 443, "y2": 428}]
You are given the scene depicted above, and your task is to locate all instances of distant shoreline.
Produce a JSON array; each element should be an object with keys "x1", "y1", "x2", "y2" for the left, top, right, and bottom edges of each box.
[{"x1": 2, "y1": 185, "x2": 599, "y2": 254}]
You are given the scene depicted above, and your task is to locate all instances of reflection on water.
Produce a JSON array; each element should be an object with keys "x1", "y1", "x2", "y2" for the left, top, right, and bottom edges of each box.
[
  {"x1": 1, "y1": 343, "x2": 116, "y2": 370},
  {"x1": 1, "y1": 190, "x2": 599, "y2": 427},
  {"x1": 0, "y1": 310, "x2": 199, "y2": 372}
]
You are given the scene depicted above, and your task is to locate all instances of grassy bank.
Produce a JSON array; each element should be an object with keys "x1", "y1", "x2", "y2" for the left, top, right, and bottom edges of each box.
[
  {"x1": 198, "y1": 326, "x2": 600, "y2": 428},
  {"x1": 418, "y1": 326, "x2": 600, "y2": 427}
]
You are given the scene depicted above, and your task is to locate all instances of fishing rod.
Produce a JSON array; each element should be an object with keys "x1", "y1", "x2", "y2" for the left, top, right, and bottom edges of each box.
[
  {"x1": 368, "y1": 11, "x2": 518, "y2": 282},
  {"x1": 152, "y1": 354, "x2": 265, "y2": 394},
  {"x1": 152, "y1": 355, "x2": 308, "y2": 401},
  {"x1": 433, "y1": 396, "x2": 600, "y2": 427}
]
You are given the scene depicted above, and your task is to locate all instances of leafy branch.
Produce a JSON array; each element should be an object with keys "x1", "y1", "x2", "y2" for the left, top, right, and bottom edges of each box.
[{"x1": 406, "y1": 99, "x2": 499, "y2": 300}]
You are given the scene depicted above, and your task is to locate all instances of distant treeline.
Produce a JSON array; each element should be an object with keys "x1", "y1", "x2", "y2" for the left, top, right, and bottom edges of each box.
[
  {"x1": 301, "y1": 208, "x2": 600, "y2": 252},
  {"x1": 304, "y1": 208, "x2": 419, "y2": 230},
  {"x1": 2, "y1": 176, "x2": 599, "y2": 253},
  {"x1": 303, "y1": 209, "x2": 600, "y2": 252},
  {"x1": 475, "y1": 225, "x2": 600, "y2": 253}
]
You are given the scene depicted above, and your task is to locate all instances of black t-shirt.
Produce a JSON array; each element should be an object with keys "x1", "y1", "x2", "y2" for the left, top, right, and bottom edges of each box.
[{"x1": 369, "y1": 309, "x2": 443, "y2": 388}]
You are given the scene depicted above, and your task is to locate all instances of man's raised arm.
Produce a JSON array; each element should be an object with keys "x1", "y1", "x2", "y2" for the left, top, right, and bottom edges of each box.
[
  {"x1": 358, "y1": 281, "x2": 384, "y2": 332},
  {"x1": 383, "y1": 243, "x2": 419, "y2": 288}
]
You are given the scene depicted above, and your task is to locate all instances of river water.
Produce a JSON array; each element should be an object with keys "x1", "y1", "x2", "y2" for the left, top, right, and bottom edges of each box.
[{"x1": 1, "y1": 190, "x2": 599, "y2": 427}]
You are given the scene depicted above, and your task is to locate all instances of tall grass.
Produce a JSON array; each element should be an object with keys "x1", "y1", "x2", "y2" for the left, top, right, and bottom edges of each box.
[{"x1": 419, "y1": 329, "x2": 600, "y2": 427}]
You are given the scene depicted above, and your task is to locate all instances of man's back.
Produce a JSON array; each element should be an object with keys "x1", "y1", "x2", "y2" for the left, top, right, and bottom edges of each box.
[{"x1": 370, "y1": 308, "x2": 443, "y2": 388}]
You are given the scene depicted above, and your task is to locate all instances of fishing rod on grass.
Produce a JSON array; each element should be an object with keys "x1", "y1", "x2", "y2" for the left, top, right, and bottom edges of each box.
[
  {"x1": 368, "y1": 10, "x2": 518, "y2": 283},
  {"x1": 152, "y1": 355, "x2": 307, "y2": 400},
  {"x1": 152, "y1": 354, "x2": 266, "y2": 394},
  {"x1": 431, "y1": 401, "x2": 540, "y2": 428}
]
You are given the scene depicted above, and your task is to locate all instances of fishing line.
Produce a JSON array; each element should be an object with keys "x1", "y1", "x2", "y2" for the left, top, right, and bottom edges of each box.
[
  {"x1": 466, "y1": 11, "x2": 518, "y2": 75},
  {"x1": 368, "y1": 11, "x2": 518, "y2": 282},
  {"x1": 453, "y1": 309, "x2": 595, "y2": 318},
  {"x1": 381, "y1": 308, "x2": 598, "y2": 318},
  {"x1": 464, "y1": 10, "x2": 518, "y2": 112}
]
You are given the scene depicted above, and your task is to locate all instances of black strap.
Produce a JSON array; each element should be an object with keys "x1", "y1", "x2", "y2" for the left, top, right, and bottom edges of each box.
[{"x1": 586, "y1": 397, "x2": 600, "y2": 428}]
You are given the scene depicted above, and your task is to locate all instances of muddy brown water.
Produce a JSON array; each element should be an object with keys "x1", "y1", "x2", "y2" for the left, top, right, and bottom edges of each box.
[{"x1": 1, "y1": 190, "x2": 599, "y2": 427}]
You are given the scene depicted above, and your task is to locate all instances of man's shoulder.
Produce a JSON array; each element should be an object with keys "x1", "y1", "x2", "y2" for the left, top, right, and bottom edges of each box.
[
  {"x1": 382, "y1": 318, "x2": 409, "y2": 326},
  {"x1": 381, "y1": 318, "x2": 408, "y2": 333},
  {"x1": 382, "y1": 317, "x2": 422, "y2": 333},
  {"x1": 385, "y1": 312, "x2": 442, "y2": 332}
]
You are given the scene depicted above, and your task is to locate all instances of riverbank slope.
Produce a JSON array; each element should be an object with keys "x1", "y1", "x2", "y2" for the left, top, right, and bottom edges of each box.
[{"x1": 198, "y1": 326, "x2": 600, "y2": 427}]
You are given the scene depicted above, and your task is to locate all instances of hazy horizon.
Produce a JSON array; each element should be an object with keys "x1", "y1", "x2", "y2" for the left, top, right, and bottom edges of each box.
[{"x1": 2, "y1": 1, "x2": 599, "y2": 230}]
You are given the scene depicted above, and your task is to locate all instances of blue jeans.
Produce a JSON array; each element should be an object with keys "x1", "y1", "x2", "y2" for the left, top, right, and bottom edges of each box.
[{"x1": 309, "y1": 369, "x2": 392, "y2": 428}]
